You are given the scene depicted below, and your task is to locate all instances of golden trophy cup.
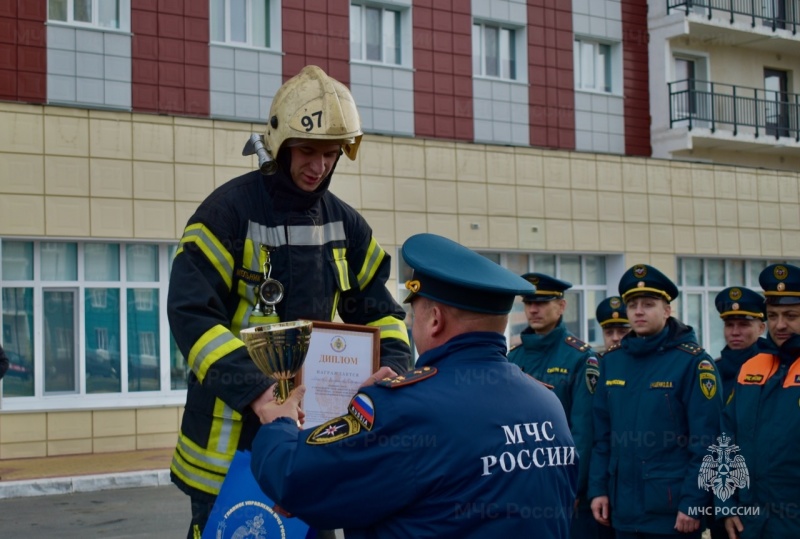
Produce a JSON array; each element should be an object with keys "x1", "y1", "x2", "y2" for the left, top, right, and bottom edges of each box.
[{"x1": 240, "y1": 320, "x2": 313, "y2": 403}]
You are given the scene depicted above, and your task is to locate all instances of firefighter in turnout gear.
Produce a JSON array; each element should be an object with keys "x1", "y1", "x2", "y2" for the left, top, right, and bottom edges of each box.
[{"x1": 167, "y1": 65, "x2": 412, "y2": 538}]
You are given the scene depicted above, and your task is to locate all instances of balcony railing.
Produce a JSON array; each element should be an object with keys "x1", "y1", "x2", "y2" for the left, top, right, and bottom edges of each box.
[
  {"x1": 667, "y1": 0, "x2": 799, "y2": 34},
  {"x1": 669, "y1": 79, "x2": 800, "y2": 141}
]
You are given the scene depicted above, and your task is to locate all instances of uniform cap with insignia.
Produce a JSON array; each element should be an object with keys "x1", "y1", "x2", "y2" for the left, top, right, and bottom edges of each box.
[
  {"x1": 714, "y1": 286, "x2": 765, "y2": 319},
  {"x1": 618, "y1": 264, "x2": 679, "y2": 303},
  {"x1": 759, "y1": 263, "x2": 800, "y2": 305},
  {"x1": 401, "y1": 234, "x2": 534, "y2": 315},
  {"x1": 520, "y1": 273, "x2": 572, "y2": 303},
  {"x1": 595, "y1": 296, "x2": 630, "y2": 327}
]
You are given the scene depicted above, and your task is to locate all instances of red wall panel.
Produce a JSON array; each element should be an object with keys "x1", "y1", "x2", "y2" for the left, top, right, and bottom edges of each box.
[
  {"x1": 412, "y1": 0, "x2": 473, "y2": 141},
  {"x1": 0, "y1": 0, "x2": 46, "y2": 103},
  {"x1": 281, "y1": 1, "x2": 349, "y2": 84},
  {"x1": 621, "y1": 0, "x2": 651, "y2": 156},
  {"x1": 132, "y1": 0, "x2": 209, "y2": 116},
  {"x1": 527, "y1": 0, "x2": 575, "y2": 150}
]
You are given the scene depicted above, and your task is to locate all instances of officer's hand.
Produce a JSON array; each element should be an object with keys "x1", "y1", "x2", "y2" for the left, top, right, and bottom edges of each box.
[
  {"x1": 674, "y1": 511, "x2": 700, "y2": 533},
  {"x1": 724, "y1": 515, "x2": 743, "y2": 539},
  {"x1": 254, "y1": 385, "x2": 306, "y2": 425},
  {"x1": 590, "y1": 496, "x2": 610, "y2": 526},
  {"x1": 360, "y1": 366, "x2": 397, "y2": 387}
]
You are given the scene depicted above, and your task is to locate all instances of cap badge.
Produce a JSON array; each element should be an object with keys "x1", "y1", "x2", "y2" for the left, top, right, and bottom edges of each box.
[
  {"x1": 637, "y1": 281, "x2": 646, "y2": 288},
  {"x1": 612, "y1": 312, "x2": 619, "y2": 319},
  {"x1": 405, "y1": 280, "x2": 421, "y2": 293},
  {"x1": 610, "y1": 297, "x2": 621, "y2": 308},
  {"x1": 731, "y1": 302, "x2": 740, "y2": 311},
  {"x1": 775, "y1": 265, "x2": 788, "y2": 280},
  {"x1": 530, "y1": 277, "x2": 540, "y2": 285},
  {"x1": 729, "y1": 288, "x2": 742, "y2": 300},
  {"x1": 633, "y1": 265, "x2": 647, "y2": 278},
  {"x1": 778, "y1": 282, "x2": 786, "y2": 292}
]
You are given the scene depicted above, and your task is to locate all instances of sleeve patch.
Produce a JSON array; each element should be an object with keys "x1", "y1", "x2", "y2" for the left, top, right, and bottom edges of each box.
[
  {"x1": 348, "y1": 393, "x2": 375, "y2": 431},
  {"x1": 307, "y1": 415, "x2": 362, "y2": 445},
  {"x1": 698, "y1": 359, "x2": 715, "y2": 371},
  {"x1": 375, "y1": 366, "x2": 437, "y2": 388},
  {"x1": 585, "y1": 367, "x2": 600, "y2": 394},
  {"x1": 699, "y1": 372, "x2": 718, "y2": 400},
  {"x1": 586, "y1": 356, "x2": 599, "y2": 368}
]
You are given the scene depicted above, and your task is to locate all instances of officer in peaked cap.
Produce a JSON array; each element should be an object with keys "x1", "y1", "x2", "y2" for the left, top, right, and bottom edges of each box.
[
  {"x1": 250, "y1": 234, "x2": 578, "y2": 539},
  {"x1": 508, "y1": 272, "x2": 599, "y2": 539},
  {"x1": 596, "y1": 296, "x2": 631, "y2": 351},
  {"x1": 589, "y1": 264, "x2": 722, "y2": 538}
]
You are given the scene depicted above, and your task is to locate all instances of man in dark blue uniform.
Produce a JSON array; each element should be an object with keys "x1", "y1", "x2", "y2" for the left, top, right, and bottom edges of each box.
[
  {"x1": 596, "y1": 296, "x2": 631, "y2": 351},
  {"x1": 589, "y1": 264, "x2": 723, "y2": 539},
  {"x1": 250, "y1": 233, "x2": 579, "y2": 538},
  {"x1": 507, "y1": 273, "x2": 598, "y2": 538},
  {"x1": 720, "y1": 264, "x2": 800, "y2": 539}
]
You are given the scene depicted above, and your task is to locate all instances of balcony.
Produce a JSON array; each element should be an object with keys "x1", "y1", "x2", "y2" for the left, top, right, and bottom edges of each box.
[{"x1": 665, "y1": 79, "x2": 800, "y2": 154}]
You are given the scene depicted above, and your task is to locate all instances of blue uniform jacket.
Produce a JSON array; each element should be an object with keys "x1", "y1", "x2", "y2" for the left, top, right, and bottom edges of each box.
[
  {"x1": 714, "y1": 337, "x2": 770, "y2": 403},
  {"x1": 507, "y1": 320, "x2": 597, "y2": 501},
  {"x1": 588, "y1": 318, "x2": 723, "y2": 534},
  {"x1": 720, "y1": 334, "x2": 800, "y2": 539},
  {"x1": 252, "y1": 332, "x2": 578, "y2": 538}
]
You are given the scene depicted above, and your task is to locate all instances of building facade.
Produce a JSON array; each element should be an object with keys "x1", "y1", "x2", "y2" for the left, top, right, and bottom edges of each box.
[{"x1": 0, "y1": 0, "x2": 798, "y2": 459}]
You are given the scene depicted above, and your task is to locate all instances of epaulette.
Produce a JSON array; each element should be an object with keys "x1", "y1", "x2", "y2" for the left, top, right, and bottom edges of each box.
[
  {"x1": 604, "y1": 343, "x2": 621, "y2": 354},
  {"x1": 376, "y1": 366, "x2": 437, "y2": 388},
  {"x1": 565, "y1": 335, "x2": 590, "y2": 352},
  {"x1": 678, "y1": 342, "x2": 704, "y2": 356}
]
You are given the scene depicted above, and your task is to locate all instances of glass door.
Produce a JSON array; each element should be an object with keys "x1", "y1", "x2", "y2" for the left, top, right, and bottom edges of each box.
[{"x1": 764, "y1": 68, "x2": 790, "y2": 138}]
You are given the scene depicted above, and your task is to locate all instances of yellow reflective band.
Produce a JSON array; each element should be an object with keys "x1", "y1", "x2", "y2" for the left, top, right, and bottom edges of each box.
[
  {"x1": 210, "y1": 398, "x2": 243, "y2": 455},
  {"x1": 171, "y1": 443, "x2": 228, "y2": 496},
  {"x1": 332, "y1": 247, "x2": 351, "y2": 290},
  {"x1": 330, "y1": 289, "x2": 340, "y2": 321},
  {"x1": 188, "y1": 325, "x2": 245, "y2": 382},
  {"x1": 356, "y1": 238, "x2": 385, "y2": 290},
  {"x1": 180, "y1": 223, "x2": 234, "y2": 290},
  {"x1": 368, "y1": 316, "x2": 410, "y2": 345}
]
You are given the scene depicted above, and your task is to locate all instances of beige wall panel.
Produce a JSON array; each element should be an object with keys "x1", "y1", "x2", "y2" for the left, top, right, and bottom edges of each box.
[
  {"x1": 394, "y1": 212, "x2": 428, "y2": 244},
  {"x1": 622, "y1": 159, "x2": 648, "y2": 194},
  {"x1": 93, "y1": 409, "x2": 136, "y2": 437},
  {"x1": 457, "y1": 182, "x2": 488, "y2": 214},
  {"x1": 45, "y1": 196, "x2": 90, "y2": 236},
  {"x1": 514, "y1": 150, "x2": 544, "y2": 186},
  {"x1": 0, "y1": 111, "x2": 43, "y2": 154},
  {"x1": 392, "y1": 141, "x2": 426, "y2": 179},
  {"x1": 136, "y1": 407, "x2": 179, "y2": 435},
  {"x1": 673, "y1": 225, "x2": 696, "y2": 254},
  {"x1": 394, "y1": 178, "x2": 427, "y2": 213},
  {"x1": 517, "y1": 219, "x2": 546, "y2": 250},
  {"x1": 0, "y1": 441, "x2": 47, "y2": 459},
  {"x1": 488, "y1": 217, "x2": 518, "y2": 249},
  {"x1": 455, "y1": 147, "x2": 487, "y2": 182},
  {"x1": 487, "y1": 184, "x2": 516, "y2": 216},
  {"x1": 781, "y1": 230, "x2": 800, "y2": 253},
  {"x1": 598, "y1": 221, "x2": 625, "y2": 252},
  {"x1": 213, "y1": 166, "x2": 252, "y2": 188},
  {"x1": 45, "y1": 156, "x2": 90, "y2": 195},
  {"x1": 646, "y1": 163, "x2": 671, "y2": 195},
  {"x1": 457, "y1": 215, "x2": 489, "y2": 247},
  {"x1": 692, "y1": 166, "x2": 715, "y2": 198},
  {"x1": 624, "y1": 223, "x2": 651, "y2": 253},
  {"x1": 760, "y1": 229, "x2": 783, "y2": 256},
  {"x1": 332, "y1": 173, "x2": 362, "y2": 209},
  {"x1": 137, "y1": 432, "x2": 177, "y2": 449},
  {"x1": 361, "y1": 210, "x2": 396, "y2": 245},
  {"x1": 695, "y1": 226, "x2": 719, "y2": 255},
  {"x1": 714, "y1": 199, "x2": 739, "y2": 228},
  {"x1": 133, "y1": 122, "x2": 174, "y2": 163},
  {"x1": 714, "y1": 168, "x2": 737, "y2": 199},
  {"x1": 361, "y1": 175, "x2": 395, "y2": 210},
  {"x1": 570, "y1": 157, "x2": 597, "y2": 190},
  {"x1": 48, "y1": 411, "x2": 92, "y2": 440},
  {"x1": 427, "y1": 213, "x2": 459, "y2": 241},
  {"x1": 0, "y1": 153, "x2": 44, "y2": 194},
  {"x1": 90, "y1": 158, "x2": 133, "y2": 198},
  {"x1": 133, "y1": 162, "x2": 176, "y2": 200},
  {"x1": 94, "y1": 435, "x2": 137, "y2": 453},
  {"x1": 0, "y1": 194, "x2": 45, "y2": 235},
  {"x1": 717, "y1": 227, "x2": 741, "y2": 255},
  {"x1": 543, "y1": 188, "x2": 572, "y2": 219},
  {"x1": 336, "y1": 151, "x2": 358, "y2": 175},
  {"x1": 515, "y1": 186, "x2": 545, "y2": 218},
  {"x1": 424, "y1": 143, "x2": 457, "y2": 181},
  {"x1": 649, "y1": 224, "x2": 674, "y2": 253},
  {"x1": 571, "y1": 190, "x2": 598, "y2": 221},
  {"x1": 174, "y1": 124, "x2": 214, "y2": 166},
  {"x1": 735, "y1": 170, "x2": 758, "y2": 200},
  {"x1": 133, "y1": 200, "x2": 175, "y2": 239},
  {"x1": 213, "y1": 126, "x2": 250, "y2": 167},
  {"x1": 737, "y1": 200, "x2": 760, "y2": 228},
  {"x1": 625, "y1": 252, "x2": 650, "y2": 266},
  {"x1": 758, "y1": 202, "x2": 781, "y2": 229},
  {"x1": 545, "y1": 219, "x2": 574, "y2": 250},
  {"x1": 91, "y1": 198, "x2": 133, "y2": 237},
  {"x1": 48, "y1": 438, "x2": 93, "y2": 456},
  {"x1": 780, "y1": 203, "x2": 800, "y2": 230},
  {"x1": 739, "y1": 228, "x2": 761, "y2": 256},
  {"x1": 174, "y1": 202, "x2": 198, "y2": 234},
  {"x1": 542, "y1": 153, "x2": 570, "y2": 187},
  {"x1": 90, "y1": 118, "x2": 132, "y2": 159},
  {"x1": 45, "y1": 115, "x2": 89, "y2": 157},
  {"x1": 648, "y1": 194, "x2": 673, "y2": 224},
  {"x1": 360, "y1": 140, "x2": 394, "y2": 177},
  {"x1": 573, "y1": 220, "x2": 600, "y2": 251},
  {"x1": 1, "y1": 413, "x2": 46, "y2": 443},
  {"x1": 175, "y1": 164, "x2": 215, "y2": 202},
  {"x1": 597, "y1": 191, "x2": 624, "y2": 221},
  {"x1": 426, "y1": 181, "x2": 457, "y2": 213},
  {"x1": 670, "y1": 163, "x2": 693, "y2": 197},
  {"x1": 757, "y1": 173, "x2": 779, "y2": 202},
  {"x1": 623, "y1": 193, "x2": 649, "y2": 223},
  {"x1": 778, "y1": 175, "x2": 799, "y2": 203},
  {"x1": 692, "y1": 199, "x2": 716, "y2": 226},
  {"x1": 596, "y1": 156, "x2": 622, "y2": 192},
  {"x1": 486, "y1": 148, "x2": 515, "y2": 185}
]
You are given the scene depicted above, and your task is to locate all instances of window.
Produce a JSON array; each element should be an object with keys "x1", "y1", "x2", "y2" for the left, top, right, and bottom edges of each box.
[
  {"x1": 574, "y1": 39, "x2": 612, "y2": 93},
  {"x1": 48, "y1": 0, "x2": 121, "y2": 29},
  {"x1": 350, "y1": 3, "x2": 402, "y2": 65},
  {"x1": 211, "y1": 0, "x2": 270, "y2": 48},
  {"x1": 473, "y1": 22, "x2": 517, "y2": 80}
]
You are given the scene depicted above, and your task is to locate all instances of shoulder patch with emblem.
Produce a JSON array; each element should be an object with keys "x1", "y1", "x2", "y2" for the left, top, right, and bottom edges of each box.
[
  {"x1": 585, "y1": 364, "x2": 600, "y2": 394},
  {"x1": 678, "y1": 342, "x2": 703, "y2": 356},
  {"x1": 565, "y1": 335, "x2": 590, "y2": 352},
  {"x1": 699, "y1": 371, "x2": 717, "y2": 400},
  {"x1": 348, "y1": 393, "x2": 375, "y2": 431},
  {"x1": 376, "y1": 366, "x2": 437, "y2": 388},
  {"x1": 698, "y1": 359, "x2": 715, "y2": 371},
  {"x1": 307, "y1": 415, "x2": 362, "y2": 445}
]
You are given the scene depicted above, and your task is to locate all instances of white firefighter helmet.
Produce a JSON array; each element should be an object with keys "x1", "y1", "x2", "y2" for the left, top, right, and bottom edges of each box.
[{"x1": 265, "y1": 65, "x2": 363, "y2": 161}]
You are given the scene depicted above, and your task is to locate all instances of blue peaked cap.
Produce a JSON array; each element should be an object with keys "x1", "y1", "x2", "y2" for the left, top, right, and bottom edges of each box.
[{"x1": 401, "y1": 233, "x2": 535, "y2": 315}]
